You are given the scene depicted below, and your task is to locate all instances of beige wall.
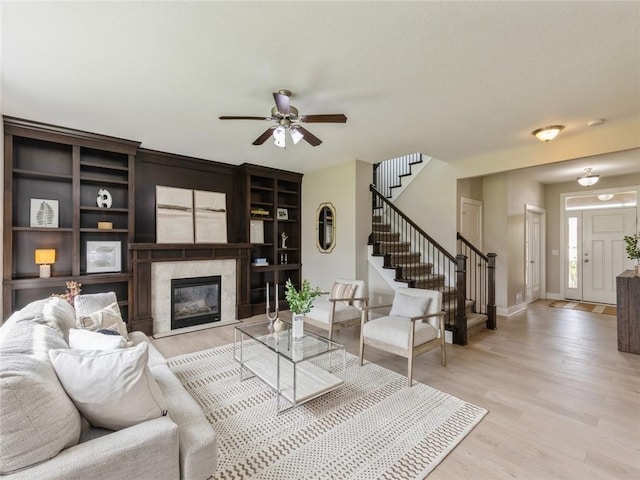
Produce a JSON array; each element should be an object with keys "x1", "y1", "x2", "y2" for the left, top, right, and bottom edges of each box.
[
  {"x1": 301, "y1": 159, "x2": 371, "y2": 292},
  {"x1": 482, "y1": 174, "x2": 509, "y2": 309},
  {"x1": 505, "y1": 170, "x2": 545, "y2": 308},
  {"x1": 394, "y1": 158, "x2": 459, "y2": 251}
]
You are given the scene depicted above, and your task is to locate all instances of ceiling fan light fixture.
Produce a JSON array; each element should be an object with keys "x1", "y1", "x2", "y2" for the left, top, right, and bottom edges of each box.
[
  {"x1": 577, "y1": 167, "x2": 600, "y2": 187},
  {"x1": 273, "y1": 126, "x2": 286, "y2": 148},
  {"x1": 532, "y1": 125, "x2": 564, "y2": 142},
  {"x1": 290, "y1": 127, "x2": 304, "y2": 145}
]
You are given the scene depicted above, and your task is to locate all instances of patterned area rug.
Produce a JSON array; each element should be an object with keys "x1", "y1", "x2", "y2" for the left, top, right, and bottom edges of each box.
[
  {"x1": 168, "y1": 344, "x2": 487, "y2": 480},
  {"x1": 549, "y1": 300, "x2": 617, "y2": 316}
]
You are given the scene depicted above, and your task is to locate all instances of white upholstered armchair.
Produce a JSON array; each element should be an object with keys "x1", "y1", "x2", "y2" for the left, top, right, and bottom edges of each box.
[
  {"x1": 304, "y1": 279, "x2": 368, "y2": 340},
  {"x1": 359, "y1": 287, "x2": 446, "y2": 387}
]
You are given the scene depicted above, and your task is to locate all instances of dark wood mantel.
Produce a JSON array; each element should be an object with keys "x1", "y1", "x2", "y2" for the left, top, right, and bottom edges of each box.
[{"x1": 129, "y1": 243, "x2": 252, "y2": 335}]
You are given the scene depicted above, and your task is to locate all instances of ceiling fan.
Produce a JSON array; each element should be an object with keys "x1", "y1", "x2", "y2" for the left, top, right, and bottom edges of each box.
[{"x1": 219, "y1": 89, "x2": 347, "y2": 148}]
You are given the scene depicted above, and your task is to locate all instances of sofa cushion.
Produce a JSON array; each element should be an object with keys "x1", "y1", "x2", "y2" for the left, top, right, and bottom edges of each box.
[
  {"x1": 1, "y1": 297, "x2": 76, "y2": 346},
  {"x1": 0, "y1": 321, "x2": 69, "y2": 357},
  {"x1": 68, "y1": 328, "x2": 128, "y2": 350},
  {"x1": 362, "y1": 315, "x2": 438, "y2": 349},
  {"x1": 0, "y1": 354, "x2": 81, "y2": 474},
  {"x1": 49, "y1": 342, "x2": 168, "y2": 430},
  {"x1": 76, "y1": 301, "x2": 129, "y2": 340}
]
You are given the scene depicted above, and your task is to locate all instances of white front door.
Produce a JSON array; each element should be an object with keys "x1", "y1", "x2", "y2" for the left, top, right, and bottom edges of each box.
[{"x1": 582, "y1": 208, "x2": 636, "y2": 304}]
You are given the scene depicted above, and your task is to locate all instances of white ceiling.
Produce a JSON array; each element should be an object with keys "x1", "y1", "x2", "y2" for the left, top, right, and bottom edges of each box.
[{"x1": 2, "y1": 2, "x2": 639, "y2": 176}]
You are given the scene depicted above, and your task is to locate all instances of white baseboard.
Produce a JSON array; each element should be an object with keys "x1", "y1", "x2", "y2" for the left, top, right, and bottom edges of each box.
[
  {"x1": 497, "y1": 302, "x2": 527, "y2": 317},
  {"x1": 545, "y1": 292, "x2": 563, "y2": 300}
]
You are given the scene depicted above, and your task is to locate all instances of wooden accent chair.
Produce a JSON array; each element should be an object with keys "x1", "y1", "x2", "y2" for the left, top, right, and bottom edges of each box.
[
  {"x1": 305, "y1": 279, "x2": 368, "y2": 340},
  {"x1": 359, "y1": 287, "x2": 446, "y2": 387}
]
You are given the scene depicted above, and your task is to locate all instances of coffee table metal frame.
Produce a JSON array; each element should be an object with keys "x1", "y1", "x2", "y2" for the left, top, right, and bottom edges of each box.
[{"x1": 233, "y1": 321, "x2": 346, "y2": 413}]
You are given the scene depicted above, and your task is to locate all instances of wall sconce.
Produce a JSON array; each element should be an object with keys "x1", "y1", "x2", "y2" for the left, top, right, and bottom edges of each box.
[
  {"x1": 577, "y1": 168, "x2": 600, "y2": 187},
  {"x1": 532, "y1": 125, "x2": 564, "y2": 142},
  {"x1": 35, "y1": 249, "x2": 56, "y2": 278}
]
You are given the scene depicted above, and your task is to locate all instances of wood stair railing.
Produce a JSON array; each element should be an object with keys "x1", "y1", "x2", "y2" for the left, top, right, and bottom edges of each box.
[{"x1": 369, "y1": 185, "x2": 497, "y2": 345}]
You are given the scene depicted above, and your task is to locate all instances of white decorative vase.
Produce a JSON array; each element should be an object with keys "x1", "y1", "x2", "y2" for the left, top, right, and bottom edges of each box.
[
  {"x1": 273, "y1": 317, "x2": 285, "y2": 332},
  {"x1": 292, "y1": 313, "x2": 304, "y2": 340},
  {"x1": 634, "y1": 259, "x2": 640, "y2": 277}
]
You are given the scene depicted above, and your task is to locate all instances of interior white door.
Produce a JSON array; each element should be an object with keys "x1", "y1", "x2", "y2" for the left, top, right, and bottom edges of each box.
[
  {"x1": 582, "y1": 208, "x2": 636, "y2": 304},
  {"x1": 460, "y1": 197, "x2": 483, "y2": 250},
  {"x1": 525, "y1": 210, "x2": 542, "y2": 303}
]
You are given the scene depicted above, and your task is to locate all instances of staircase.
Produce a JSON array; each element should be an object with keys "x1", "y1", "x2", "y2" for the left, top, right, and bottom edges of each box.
[
  {"x1": 373, "y1": 153, "x2": 429, "y2": 203},
  {"x1": 369, "y1": 184, "x2": 497, "y2": 345}
]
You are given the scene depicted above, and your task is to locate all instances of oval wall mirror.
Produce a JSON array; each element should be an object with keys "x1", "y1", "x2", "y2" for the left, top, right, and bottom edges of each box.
[{"x1": 316, "y1": 202, "x2": 336, "y2": 253}]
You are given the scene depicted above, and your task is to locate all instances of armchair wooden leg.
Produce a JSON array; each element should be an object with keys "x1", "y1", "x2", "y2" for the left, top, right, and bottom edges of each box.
[
  {"x1": 441, "y1": 343, "x2": 446, "y2": 366},
  {"x1": 359, "y1": 337, "x2": 365, "y2": 366},
  {"x1": 407, "y1": 353, "x2": 414, "y2": 387}
]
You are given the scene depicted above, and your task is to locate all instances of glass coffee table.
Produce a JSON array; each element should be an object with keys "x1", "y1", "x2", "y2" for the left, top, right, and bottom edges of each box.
[{"x1": 233, "y1": 321, "x2": 346, "y2": 413}]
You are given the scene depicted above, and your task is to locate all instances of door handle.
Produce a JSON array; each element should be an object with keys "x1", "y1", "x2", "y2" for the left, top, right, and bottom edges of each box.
[{"x1": 584, "y1": 259, "x2": 589, "y2": 263}]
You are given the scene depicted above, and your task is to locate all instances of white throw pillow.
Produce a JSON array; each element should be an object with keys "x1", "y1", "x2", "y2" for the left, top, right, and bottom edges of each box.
[
  {"x1": 0, "y1": 354, "x2": 81, "y2": 474},
  {"x1": 76, "y1": 301, "x2": 129, "y2": 340},
  {"x1": 389, "y1": 291, "x2": 430, "y2": 318},
  {"x1": 48, "y1": 342, "x2": 168, "y2": 430},
  {"x1": 68, "y1": 328, "x2": 127, "y2": 350}
]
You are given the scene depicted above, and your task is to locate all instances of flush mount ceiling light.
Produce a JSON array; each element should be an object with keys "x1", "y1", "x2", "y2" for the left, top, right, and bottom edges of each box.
[
  {"x1": 577, "y1": 168, "x2": 600, "y2": 187},
  {"x1": 597, "y1": 193, "x2": 614, "y2": 201},
  {"x1": 532, "y1": 125, "x2": 564, "y2": 142}
]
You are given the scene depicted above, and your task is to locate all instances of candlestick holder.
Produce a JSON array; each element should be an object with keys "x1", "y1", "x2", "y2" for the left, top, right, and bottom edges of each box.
[{"x1": 265, "y1": 282, "x2": 279, "y2": 329}]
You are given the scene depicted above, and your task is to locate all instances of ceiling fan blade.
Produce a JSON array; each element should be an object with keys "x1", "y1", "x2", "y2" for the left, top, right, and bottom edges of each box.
[
  {"x1": 219, "y1": 116, "x2": 268, "y2": 120},
  {"x1": 252, "y1": 127, "x2": 276, "y2": 145},
  {"x1": 273, "y1": 91, "x2": 290, "y2": 115},
  {"x1": 299, "y1": 114, "x2": 347, "y2": 123},
  {"x1": 296, "y1": 126, "x2": 322, "y2": 147}
]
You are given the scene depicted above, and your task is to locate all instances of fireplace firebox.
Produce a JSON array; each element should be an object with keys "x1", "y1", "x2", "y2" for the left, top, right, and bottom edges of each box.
[{"x1": 171, "y1": 276, "x2": 221, "y2": 330}]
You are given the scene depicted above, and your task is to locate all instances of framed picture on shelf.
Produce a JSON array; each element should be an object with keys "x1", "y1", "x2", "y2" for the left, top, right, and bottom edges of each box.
[
  {"x1": 276, "y1": 208, "x2": 289, "y2": 220},
  {"x1": 86, "y1": 241, "x2": 121, "y2": 273},
  {"x1": 30, "y1": 198, "x2": 59, "y2": 228}
]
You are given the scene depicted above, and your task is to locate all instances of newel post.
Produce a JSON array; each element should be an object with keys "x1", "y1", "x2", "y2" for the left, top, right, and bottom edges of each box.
[
  {"x1": 455, "y1": 254, "x2": 468, "y2": 346},
  {"x1": 487, "y1": 253, "x2": 497, "y2": 329}
]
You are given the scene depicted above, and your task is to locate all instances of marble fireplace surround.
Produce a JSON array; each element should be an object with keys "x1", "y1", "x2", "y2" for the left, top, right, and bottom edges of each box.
[
  {"x1": 130, "y1": 243, "x2": 252, "y2": 336},
  {"x1": 152, "y1": 260, "x2": 235, "y2": 337}
]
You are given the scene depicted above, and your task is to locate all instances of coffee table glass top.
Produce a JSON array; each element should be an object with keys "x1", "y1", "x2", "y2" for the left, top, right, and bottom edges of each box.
[{"x1": 235, "y1": 321, "x2": 342, "y2": 363}]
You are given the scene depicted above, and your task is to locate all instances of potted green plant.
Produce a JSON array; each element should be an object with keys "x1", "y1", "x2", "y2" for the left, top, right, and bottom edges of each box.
[
  {"x1": 284, "y1": 278, "x2": 322, "y2": 339},
  {"x1": 624, "y1": 233, "x2": 640, "y2": 276}
]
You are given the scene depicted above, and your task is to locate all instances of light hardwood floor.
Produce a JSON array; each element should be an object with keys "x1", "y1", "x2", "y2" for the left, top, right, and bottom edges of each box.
[{"x1": 151, "y1": 300, "x2": 640, "y2": 480}]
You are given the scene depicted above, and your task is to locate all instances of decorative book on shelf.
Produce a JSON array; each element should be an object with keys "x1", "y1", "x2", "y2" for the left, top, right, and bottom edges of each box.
[{"x1": 251, "y1": 207, "x2": 270, "y2": 217}]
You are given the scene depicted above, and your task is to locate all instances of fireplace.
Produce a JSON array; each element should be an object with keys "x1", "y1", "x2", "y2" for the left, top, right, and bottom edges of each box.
[{"x1": 171, "y1": 276, "x2": 221, "y2": 330}]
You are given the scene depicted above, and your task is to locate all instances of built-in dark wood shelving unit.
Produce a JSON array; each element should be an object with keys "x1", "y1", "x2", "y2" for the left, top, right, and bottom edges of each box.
[
  {"x1": 3, "y1": 116, "x2": 139, "y2": 323},
  {"x1": 242, "y1": 164, "x2": 302, "y2": 316},
  {"x1": 3, "y1": 117, "x2": 305, "y2": 331}
]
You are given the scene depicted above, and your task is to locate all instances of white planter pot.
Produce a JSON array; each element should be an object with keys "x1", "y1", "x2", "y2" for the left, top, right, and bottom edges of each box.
[{"x1": 292, "y1": 313, "x2": 304, "y2": 340}]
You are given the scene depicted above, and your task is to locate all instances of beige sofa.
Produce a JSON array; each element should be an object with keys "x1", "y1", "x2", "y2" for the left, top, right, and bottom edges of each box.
[{"x1": 0, "y1": 297, "x2": 217, "y2": 479}]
